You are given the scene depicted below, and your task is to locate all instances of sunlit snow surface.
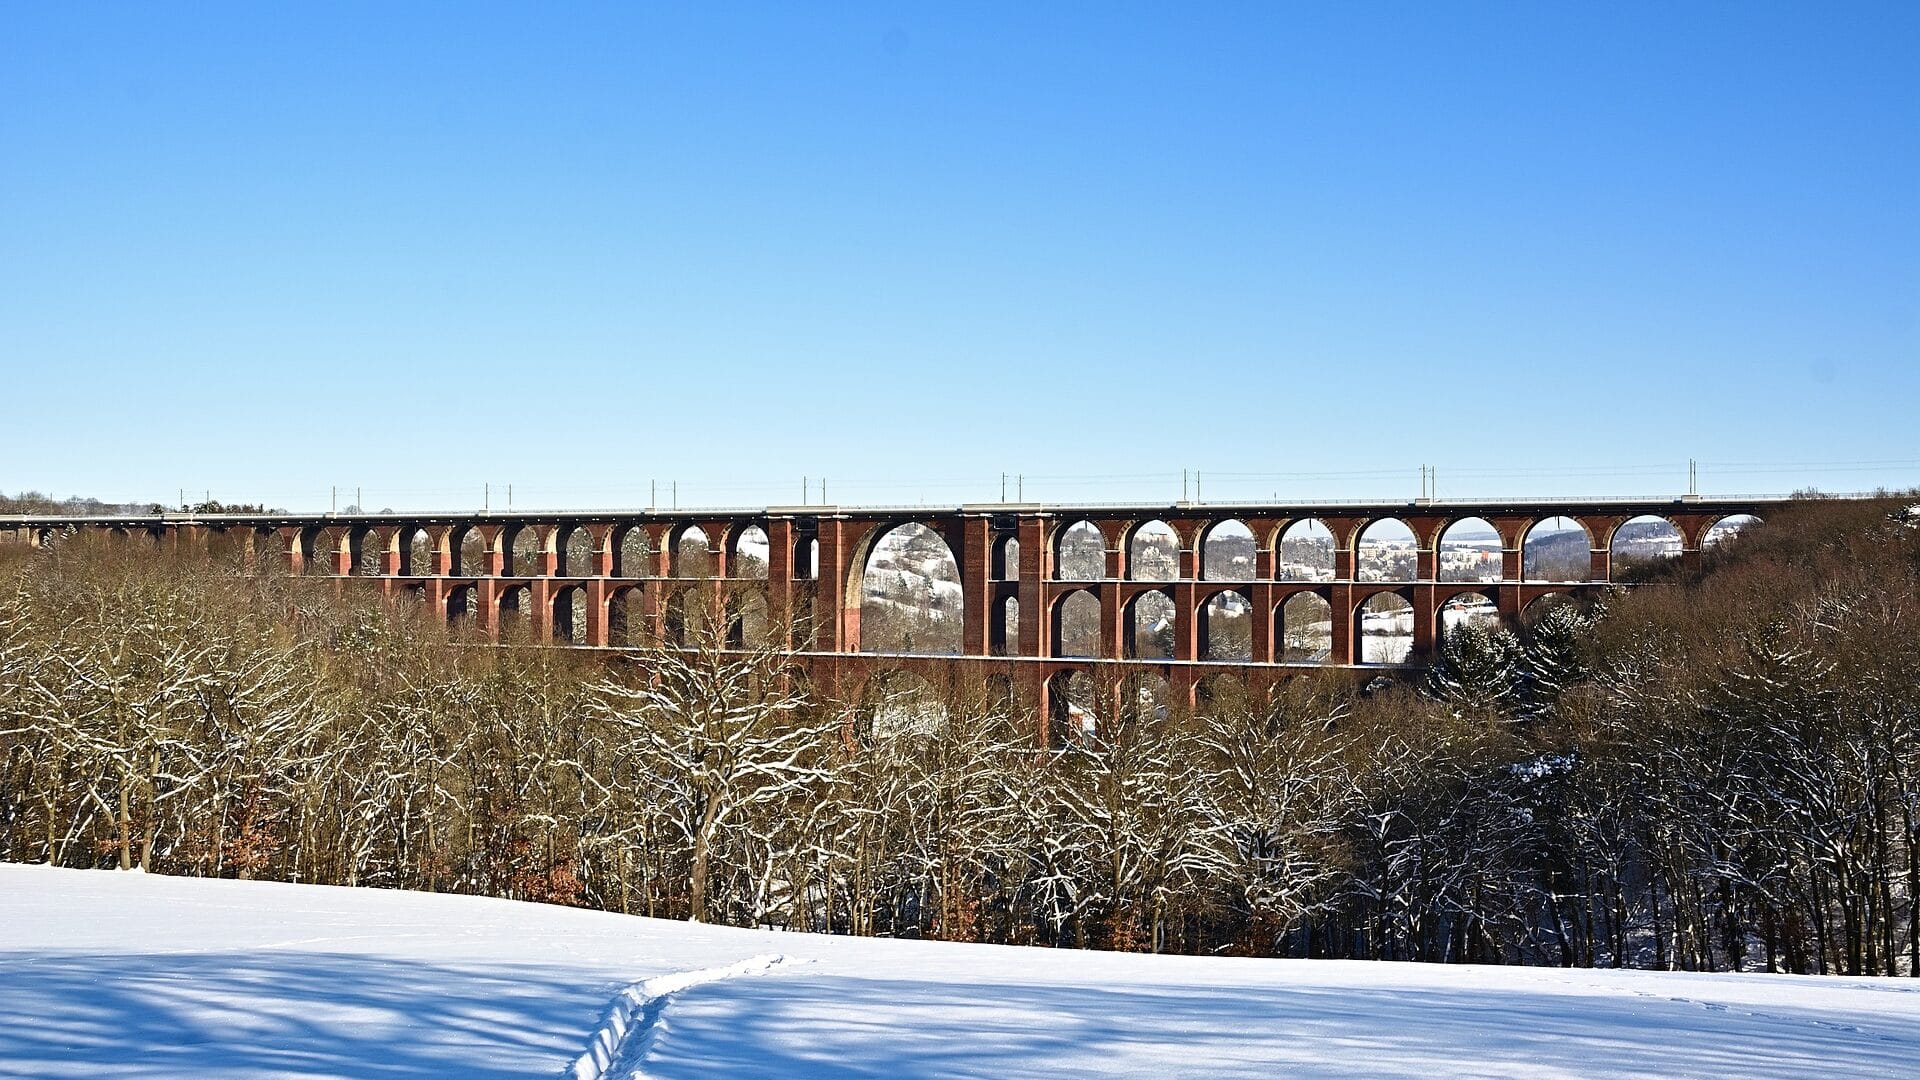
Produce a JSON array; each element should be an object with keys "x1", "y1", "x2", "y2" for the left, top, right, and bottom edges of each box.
[{"x1": 4, "y1": 865, "x2": 1919, "y2": 1079}]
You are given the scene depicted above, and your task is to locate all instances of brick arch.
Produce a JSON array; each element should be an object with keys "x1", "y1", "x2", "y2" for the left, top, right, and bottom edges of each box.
[
  {"x1": 495, "y1": 522, "x2": 549, "y2": 577},
  {"x1": 727, "y1": 521, "x2": 773, "y2": 580},
  {"x1": 1351, "y1": 583, "x2": 1417, "y2": 666},
  {"x1": 1352, "y1": 516, "x2": 1419, "y2": 582},
  {"x1": 1198, "y1": 584, "x2": 1255, "y2": 662},
  {"x1": 610, "y1": 523, "x2": 653, "y2": 577},
  {"x1": 1274, "y1": 589, "x2": 1336, "y2": 664},
  {"x1": 1272, "y1": 517, "x2": 1338, "y2": 582},
  {"x1": 664, "y1": 522, "x2": 718, "y2": 578},
  {"x1": 390, "y1": 524, "x2": 440, "y2": 576},
  {"x1": 548, "y1": 521, "x2": 600, "y2": 578},
  {"x1": 1435, "y1": 586, "x2": 1504, "y2": 646},
  {"x1": 1050, "y1": 517, "x2": 1109, "y2": 582},
  {"x1": 1123, "y1": 586, "x2": 1175, "y2": 660},
  {"x1": 297, "y1": 524, "x2": 343, "y2": 575},
  {"x1": 1519, "y1": 515, "x2": 1594, "y2": 583},
  {"x1": 605, "y1": 582, "x2": 646, "y2": 646},
  {"x1": 1121, "y1": 517, "x2": 1180, "y2": 581},
  {"x1": 1197, "y1": 518, "x2": 1258, "y2": 581},
  {"x1": 549, "y1": 582, "x2": 589, "y2": 644},
  {"x1": 1049, "y1": 587, "x2": 1102, "y2": 658},
  {"x1": 1042, "y1": 666, "x2": 1104, "y2": 747},
  {"x1": 1600, "y1": 512, "x2": 1681, "y2": 549},
  {"x1": 839, "y1": 518, "x2": 965, "y2": 614}
]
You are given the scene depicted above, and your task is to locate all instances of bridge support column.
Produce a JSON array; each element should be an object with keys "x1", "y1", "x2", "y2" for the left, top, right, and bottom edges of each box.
[
  {"x1": 425, "y1": 577, "x2": 448, "y2": 627},
  {"x1": 433, "y1": 526, "x2": 455, "y2": 576},
  {"x1": 1411, "y1": 583, "x2": 1439, "y2": 660},
  {"x1": 1098, "y1": 582, "x2": 1125, "y2": 660},
  {"x1": 1250, "y1": 583, "x2": 1276, "y2": 663},
  {"x1": 1171, "y1": 583, "x2": 1200, "y2": 663},
  {"x1": 477, "y1": 578, "x2": 500, "y2": 642},
  {"x1": 276, "y1": 527, "x2": 302, "y2": 576},
  {"x1": 584, "y1": 579, "x2": 610, "y2": 647},
  {"x1": 1328, "y1": 583, "x2": 1355, "y2": 665},
  {"x1": 539, "y1": 526, "x2": 560, "y2": 577},
  {"x1": 530, "y1": 579, "x2": 554, "y2": 643},
  {"x1": 960, "y1": 516, "x2": 993, "y2": 656},
  {"x1": 1016, "y1": 517, "x2": 1049, "y2": 659},
  {"x1": 815, "y1": 517, "x2": 858, "y2": 652},
  {"x1": 588, "y1": 524, "x2": 615, "y2": 578},
  {"x1": 765, "y1": 518, "x2": 798, "y2": 652},
  {"x1": 1496, "y1": 584, "x2": 1525, "y2": 626}
]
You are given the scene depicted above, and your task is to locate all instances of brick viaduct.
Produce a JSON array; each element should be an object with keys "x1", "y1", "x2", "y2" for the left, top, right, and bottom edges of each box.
[{"x1": 1, "y1": 497, "x2": 1783, "y2": 723}]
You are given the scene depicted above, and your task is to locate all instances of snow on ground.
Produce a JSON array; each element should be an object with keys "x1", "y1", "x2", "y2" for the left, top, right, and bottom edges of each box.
[{"x1": 4, "y1": 865, "x2": 1920, "y2": 1079}]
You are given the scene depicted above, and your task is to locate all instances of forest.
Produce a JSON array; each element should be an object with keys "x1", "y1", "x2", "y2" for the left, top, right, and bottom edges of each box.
[{"x1": 1, "y1": 494, "x2": 1917, "y2": 975}]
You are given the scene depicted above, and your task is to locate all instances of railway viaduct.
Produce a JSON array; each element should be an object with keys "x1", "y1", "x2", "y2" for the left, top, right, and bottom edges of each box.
[{"x1": 0, "y1": 497, "x2": 1784, "y2": 722}]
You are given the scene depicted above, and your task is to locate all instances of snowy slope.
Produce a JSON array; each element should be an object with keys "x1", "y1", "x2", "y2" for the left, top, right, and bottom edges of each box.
[{"x1": 3, "y1": 865, "x2": 1918, "y2": 1079}]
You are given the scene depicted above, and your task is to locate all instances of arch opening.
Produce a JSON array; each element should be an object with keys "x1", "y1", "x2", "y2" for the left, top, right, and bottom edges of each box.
[
  {"x1": 663, "y1": 587, "x2": 709, "y2": 647},
  {"x1": 1705, "y1": 514, "x2": 1761, "y2": 548},
  {"x1": 1127, "y1": 590, "x2": 1175, "y2": 659},
  {"x1": 992, "y1": 595, "x2": 1020, "y2": 656},
  {"x1": 552, "y1": 585, "x2": 588, "y2": 644},
  {"x1": 1127, "y1": 520, "x2": 1178, "y2": 581},
  {"x1": 1521, "y1": 591, "x2": 1575, "y2": 627},
  {"x1": 1117, "y1": 671, "x2": 1171, "y2": 729},
  {"x1": 298, "y1": 527, "x2": 336, "y2": 576},
  {"x1": 1356, "y1": 519, "x2": 1416, "y2": 582},
  {"x1": 792, "y1": 536, "x2": 820, "y2": 581},
  {"x1": 1440, "y1": 591, "x2": 1500, "y2": 641},
  {"x1": 446, "y1": 585, "x2": 476, "y2": 630},
  {"x1": 403, "y1": 527, "x2": 436, "y2": 577},
  {"x1": 1438, "y1": 517, "x2": 1501, "y2": 583},
  {"x1": 1524, "y1": 517, "x2": 1591, "y2": 582},
  {"x1": 1202, "y1": 590, "x2": 1253, "y2": 661},
  {"x1": 1280, "y1": 592, "x2": 1333, "y2": 663},
  {"x1": 1358, "y1": 592, "x2": 1414, "y2": 664},
  {"x1": 452, "y1": 526, "x2": 487, "y2": 577},
  {"x1": 858, "y1": 523, "x2": 962, "y2": 655},
  {"x1": 671, "y1": 526, "x2": 711, "y2": 578},
  {"x1": 732, "y1": 526, "x2": 770, "y2": 580},
  {"x1": 350, "y1": 528, "x2": 383, "y2": 576},
  {"x1": 607, "y1": 586, "x2": 642, "y2": 647},
  {"x1": 1054, "y1": 520, "x2": 1104, "y2": 581},
  {"x1": 1194, "y1": 673, "x2": 1252, "y2": 719},
  {"x1": 1201, "y1": 519, "x2": 1254, "y2": 582},
  {"x1": 558, "y1": 525, "x2": 594, "y2": 578},
  {"x1": 498, "y1": 585, "x2": 533, "y2": 642},
  {"x1": 1611, "y1": 515, "x2": 1682, "y2": 576},
  {"x1": 728, "y1": 589, "x2": 771, "y2": 649},
  {"x1": 992, "y1": 534, "x2": 1020, "y2": 580},
  {"x1": 1277, "y1": 519, "x2": 1335, "y2": 582},
  {"x1": 503, "y1": 525, "x2": 541, "y2": 578},
  {"x1": 1052, "y1": 590, "x2": 1102, "y2": 658},
  {"x1": 1046, "y1": 671, "x2": 1099, "y2": 748},
  {"x1": 614, "y1": 526, "x2": 651, "y2": 578}
]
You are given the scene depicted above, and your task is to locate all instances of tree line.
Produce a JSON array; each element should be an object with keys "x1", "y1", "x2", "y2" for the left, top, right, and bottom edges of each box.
[{"x1": 1, "y1": 495, "x2": 1917, "y2": 974}]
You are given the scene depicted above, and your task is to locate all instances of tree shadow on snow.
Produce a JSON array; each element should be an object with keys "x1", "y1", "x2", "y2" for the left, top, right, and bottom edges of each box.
[
  {"x1": 0, "y1": 949, "x2": 617, "y2": 1078},
  {"x1": 637, "y1": 972, "x2": 1920, "y2": 1080}
]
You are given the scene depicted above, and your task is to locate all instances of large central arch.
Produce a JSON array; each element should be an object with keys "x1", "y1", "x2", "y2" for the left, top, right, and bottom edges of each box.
[{"x1": 854, "y1": 522, "x2": 963, "y2": 655}]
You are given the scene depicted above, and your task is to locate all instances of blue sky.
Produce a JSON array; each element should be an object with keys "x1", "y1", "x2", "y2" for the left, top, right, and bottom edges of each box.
[{"x1": 2, "y1": 3, "x2": 1915, "y2": 511}]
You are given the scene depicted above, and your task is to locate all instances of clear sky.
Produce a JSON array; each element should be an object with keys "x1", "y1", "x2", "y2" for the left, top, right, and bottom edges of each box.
[{"x1": 2, "y1": 3, "x2": 1915, "y2": 511}]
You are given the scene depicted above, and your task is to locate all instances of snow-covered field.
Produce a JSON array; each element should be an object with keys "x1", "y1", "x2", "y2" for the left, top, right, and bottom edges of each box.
[{"x1": 4, "y1": 865, "x2": 1918, "y2": 1079}]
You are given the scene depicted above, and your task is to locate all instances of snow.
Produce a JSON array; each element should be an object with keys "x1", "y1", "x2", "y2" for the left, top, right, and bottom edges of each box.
[{"x1": 5, "y1": 864, "x2": 1920, "y2": 1079}]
